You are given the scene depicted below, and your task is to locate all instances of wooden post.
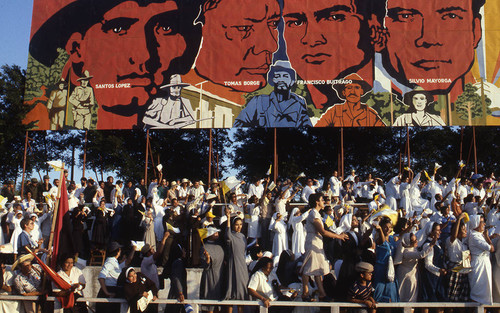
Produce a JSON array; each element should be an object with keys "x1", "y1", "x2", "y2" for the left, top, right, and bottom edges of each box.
[
  {"x1": 459, "y1": 126, "x2": 464, "y2": 161},
  {"x1": 406, "y1": 126, "x2": 411, "y2": 169},
  {"x1": 340, "y1": 127, "x2": 344, "y2": 178},
  {"x1": 82, "y1": 130, "x2": 88, "y2": 178},
  {"x1": 47, "y1": 163, "x2": 66, "y2": 264},
  {"x1": 145, "y1": 129, "x2": 150, "y2": 184},
  {"x1": 21, "y1": 131, "x2": 29, "y2": 197},
  {"x1": 274, "y1": 128, "x2": 278, "y2": 182},
  {"x1": 208, "y1": 129, "x2": 213, "y2": 184},
  {"x1": 71, "y1": 144, "x2": 75, "y2": 182},
  {"x1": 473, "y1": 126, "x2": 477, "y2": 173}
]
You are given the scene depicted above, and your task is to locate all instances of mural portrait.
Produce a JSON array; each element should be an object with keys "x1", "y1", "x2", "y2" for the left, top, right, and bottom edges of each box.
[{"x1": 23, "y1": 0, "x2": 500, "y2": 129}]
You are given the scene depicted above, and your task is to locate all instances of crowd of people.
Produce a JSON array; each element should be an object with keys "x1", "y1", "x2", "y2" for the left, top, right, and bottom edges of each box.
[{"x1": 0, "y1": 164, "x2": 499, "y2": 313}]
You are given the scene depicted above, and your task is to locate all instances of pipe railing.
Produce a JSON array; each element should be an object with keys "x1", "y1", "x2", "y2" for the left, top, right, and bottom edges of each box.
[{"x1": 0, "y1": 295, "x2": 496, "y2": 313}]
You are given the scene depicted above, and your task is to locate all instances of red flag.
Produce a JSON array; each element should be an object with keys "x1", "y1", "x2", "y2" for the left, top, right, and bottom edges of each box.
[
  {"x1": 27, "y1": 248, "x2": 75, "y2": 308},
  {"x1": 51, "y1": 175, "x2": 72, "y2": 268}
]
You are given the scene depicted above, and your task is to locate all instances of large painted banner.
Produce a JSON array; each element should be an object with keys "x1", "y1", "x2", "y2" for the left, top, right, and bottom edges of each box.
[{"x1": 24, "y1": 0, "x2": 500, "y2": 129}]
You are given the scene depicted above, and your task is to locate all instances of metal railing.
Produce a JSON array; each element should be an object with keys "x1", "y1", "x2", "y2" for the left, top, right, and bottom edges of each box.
[{"x1": 0, "y1": 295, "x2": 497, "y2": 313}]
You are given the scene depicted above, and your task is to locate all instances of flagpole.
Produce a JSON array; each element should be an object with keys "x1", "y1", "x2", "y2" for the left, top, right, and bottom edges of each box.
[
  {"x1": 47, "y1": 163, "x2": 66, "y2": 265},
  {"x1": 21, "y1": 131, "x2": 29, "y2": 197},
  {"x1": 82, "y1": 130, "x2": 88, "y2": 178},
  {"x1": 208, "y1": 129, "x2": 213, "y2": 184},
  {"x1": 145, "y1": 129, "x2": 150, "y2": 184}
]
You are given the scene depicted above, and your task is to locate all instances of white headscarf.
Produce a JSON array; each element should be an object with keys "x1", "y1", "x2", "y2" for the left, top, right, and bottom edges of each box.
[
  {"x1": 469, "y1": 214, "x2": 481, "y2": 230},
  {"x1": 336, "y1": 213, "x2": 352, "y2": 234}
]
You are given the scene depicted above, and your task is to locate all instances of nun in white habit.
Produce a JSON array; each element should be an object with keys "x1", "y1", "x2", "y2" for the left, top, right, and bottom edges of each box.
[
  {"x1": 468, "y1": 214, "x2": 494, "y2": 304},
  {"x1": 269, "y1": 212, "x2": 288, "y2": 264},
  {"x1": 288, "y1": 207, "x2": 306, "y2": 259}
]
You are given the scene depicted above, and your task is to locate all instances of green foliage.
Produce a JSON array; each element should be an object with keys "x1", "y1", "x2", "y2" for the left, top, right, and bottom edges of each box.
[
  {"x1": 455, "y1": 83, "x2": 492, "y2": 124},
  {"x1": 0, "y1": 65, "x2": 29, "y2": 181},
  {"x1": 81, "y1": 129, "x2": 231, "y2": 183},
  {"x1": 365, "y1": 91, "x2": 405, "y2": 126}
]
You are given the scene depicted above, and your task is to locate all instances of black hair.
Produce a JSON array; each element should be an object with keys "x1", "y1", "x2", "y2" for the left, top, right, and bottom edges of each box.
[{"x1": 308, "y1": 192, "x2": 324, "y2": 209}]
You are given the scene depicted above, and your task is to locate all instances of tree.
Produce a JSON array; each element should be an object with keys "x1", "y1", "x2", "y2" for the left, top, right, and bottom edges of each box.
[
  {"x1": 455, "y1": 83, "x2": 492, "y2": 126},
  {"x1": 0, "y1": 65, "x2": 29, "y2": 182}
]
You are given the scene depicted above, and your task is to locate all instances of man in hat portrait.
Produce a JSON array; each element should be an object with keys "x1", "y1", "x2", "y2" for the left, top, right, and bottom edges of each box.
[
  {"x1": 46, "y1": 78, "x2": 68, "y2": 130},
  {"x1": 27, "y1": 0, "x2": 203, "y2": 130},
  {"x1": 234, "y1": 60, "x2": 312, "y2": 127},
  {"x1": 69, "y1": 70, "x2": 95, "y2": 129},
  {"x1": 143, "y1": 74, "x2": 196, "y2": 129},
  {"x1": 393, "y1": 87, "x2": 446, "y2": 126},
  {"x1": 316, "y1": 74, "x2": 385, "y2": 127}
]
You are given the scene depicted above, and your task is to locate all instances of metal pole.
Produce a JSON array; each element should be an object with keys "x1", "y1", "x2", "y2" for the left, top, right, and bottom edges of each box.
[
  {"x1": 473, "y1": 126, "x2": 478, "y2": 173},
  {"x1": 208, "y1": 129, "x2": 213, "y2": 184},
  {"x1": 82, "y1": 130, "x2": 88, "y2": 178},
  {"x1": 145, "y1": 129, "x2": 150, "y2": 184},
  {"x1": 274, "y1": 128, "x2": 278, "y2": 182},
  {"x1": 21, "y1": 131, "x2": 29, "y2": 197}
]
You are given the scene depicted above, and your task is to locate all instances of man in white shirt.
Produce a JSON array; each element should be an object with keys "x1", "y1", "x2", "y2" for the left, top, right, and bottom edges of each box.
[
  {"x1": 301, "y1": 178, "x2": 320, "y2": 203},
  {"x1": 189, "y1": 181, "x2": 205, "y2": 198},
  {"x1": 248, "y1": 178, "x2": 265, "y2": 199},
  {"x1": 345, "y1": 169, "x2": 357, "y2": 183},
  {"x1": 329, "y1": 171, "x2": 342, "y2": 197}
]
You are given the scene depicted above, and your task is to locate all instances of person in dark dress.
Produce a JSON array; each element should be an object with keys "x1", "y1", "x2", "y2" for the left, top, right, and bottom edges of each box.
[
  {"x1": 225, "y1": 212, "x2": 248, "y2": 313},
  {"x1": 200, "y1": 226, "x2": 225, "y2": 313},
  {"x1": 91, "y1": 200, "x2": 108, "y2": 249},
  {"x1": 71, "y1": 206, "x2": 87, "y2": 259},
  {"x1": 123, "y1": 268, "x2": 158, "y2": 313}
]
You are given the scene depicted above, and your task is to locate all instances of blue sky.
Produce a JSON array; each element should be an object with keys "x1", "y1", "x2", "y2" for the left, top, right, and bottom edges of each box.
[{"x1": 0, "y1": 0, "x2": 33, "y2": 68}]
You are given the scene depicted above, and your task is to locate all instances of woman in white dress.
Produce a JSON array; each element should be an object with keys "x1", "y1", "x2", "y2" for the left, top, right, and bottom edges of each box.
[
  {"x1": 247, "y1": 197, "x2": 261, "y2": 243},
  {"x1": 300, "y1": 193, "x2": 348, "y2": 301},
  {"x1": 394, "y1": 233, "x2": 434, "y2": 302},
  {"x1": 393, "y1": 87, "x2": 445, "y2": 127},
  {"x1": 468, "y1": 215, "x2": 494, "y2": 304},
  {"x1": 270, "y1": 212, "x2": 287, "y2": 263},
  {"x1": 288, "y1": 207, "x2": 306, "y2": 259}
]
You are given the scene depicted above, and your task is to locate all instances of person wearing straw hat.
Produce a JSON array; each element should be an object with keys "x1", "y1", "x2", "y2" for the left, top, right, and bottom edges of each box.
[
  {"x1": 47, "y1": 78, "x2": 68, "y2": 130},
  {"x1": 13, "y1": 254, "x2": 44, "y2": 313},
  {"x1": 316, "y1": 74, "x2": 385, "y2": 127},
  {"x1": 234, "y1": 60, "x2": 312, "y2": 127},
  {"x1": 69, "y1": 70, "x2": 95, "y2": 129},
  {"x1": 393, "y1": 87, "x2": 445, "y2": 127},
  {"x1": 28, "y1": 0, "x2": 202, "y2": 130},
  {"x1": 143, "y1": 74, "x2": 195, "y2": 129}
]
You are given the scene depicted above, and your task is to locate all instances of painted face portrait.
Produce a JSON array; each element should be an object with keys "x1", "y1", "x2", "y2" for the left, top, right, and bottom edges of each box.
[
  {"x1": 412, "y1": 93, "x2": 427, "y2": 111},
  {"x1": 273, "y1": 71, "x2": 294, "y2": 91},
  {"x1": 283, "y1": 0, "x2": 368, "y2": 82},
  {"x1": 343, "y1": 83, "x2": 364, "y2": 103},
  {"x1": 29, "y1": 0, "x2": 201, "y2": 129},
  {"x1": 196, "y1": 0, "x2": 280, "y2": 92},
  {"x1": 382, "y1": 0, "x2": 482, "y2": 93}
]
